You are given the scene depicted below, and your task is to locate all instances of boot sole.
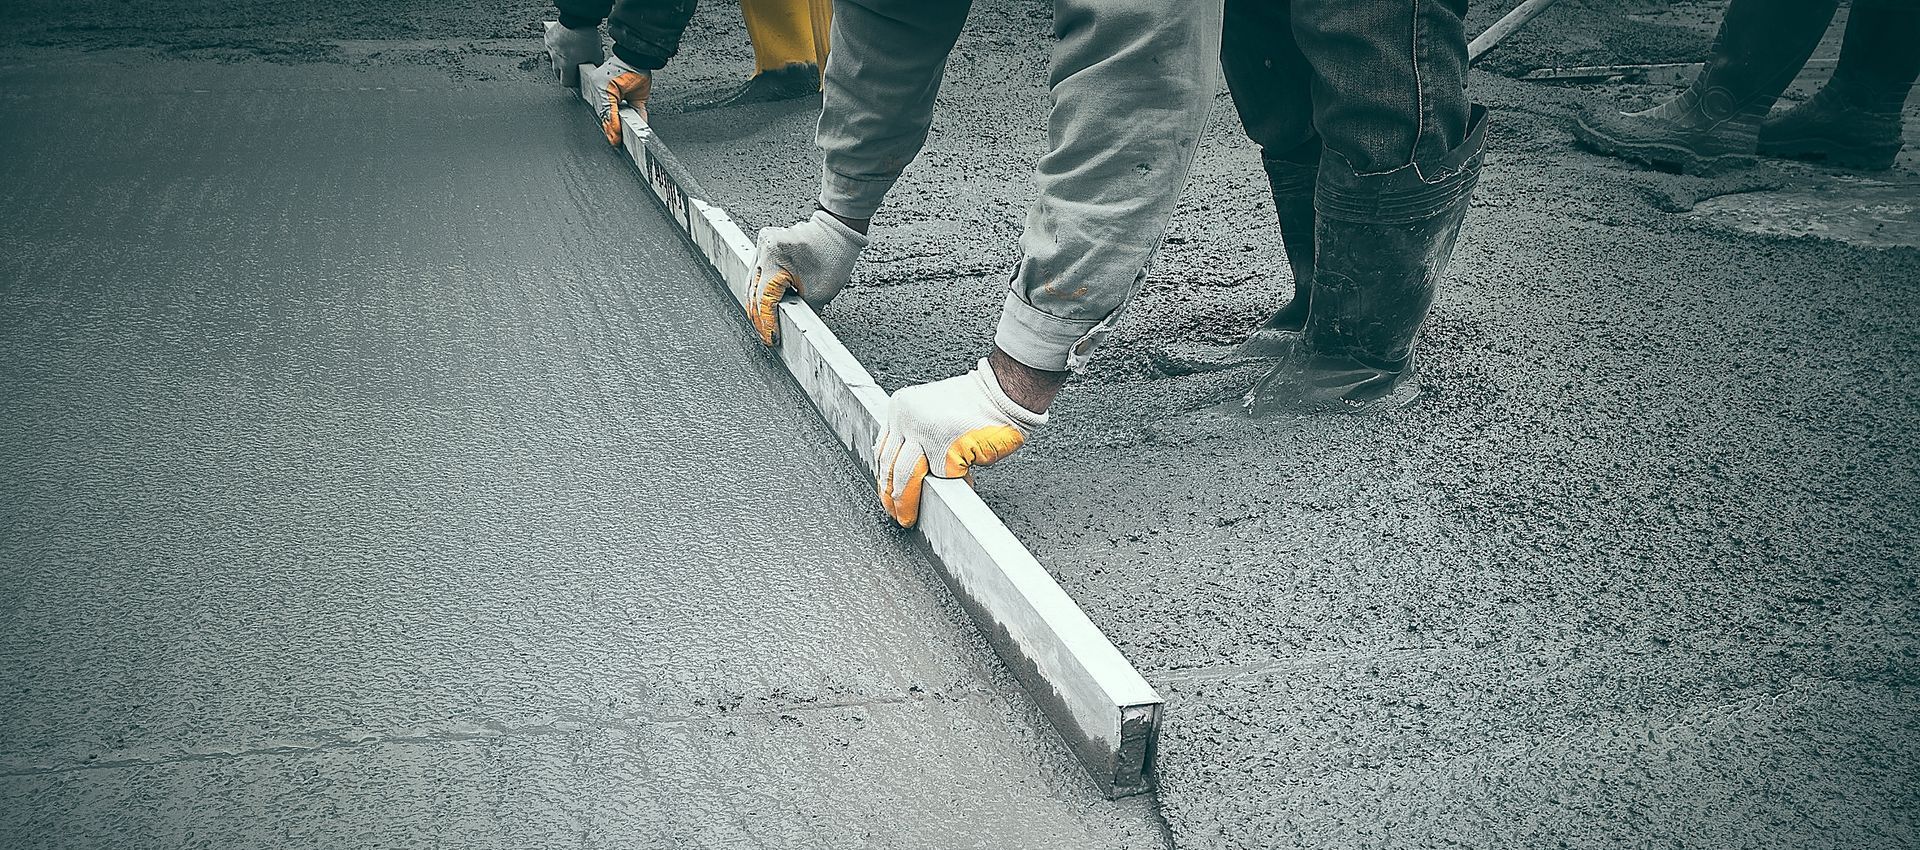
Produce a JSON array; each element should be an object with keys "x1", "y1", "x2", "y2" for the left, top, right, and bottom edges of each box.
[
  {"x1": 1243, "y1": 372, "x2": 1422, "y2": 416},
  {"x1": 1573, "y1": 114, "x2": 1756, "y2": 176},
  {"x1": 1147, "y1": 328, "x2": 1305, "y2": 377},
  {"x1": 1147, "y1": 342, "x2": 1267, "y2": 377},
  {"x1": 1242, "y1": 352, "x2": 1423, "y2": 417},
  {"x1": 1758, "y1": 137, "x2": 1901, "y2": 171},
  {"x1": 681, "y1": 88, "x2": 819, "y2": 113}
]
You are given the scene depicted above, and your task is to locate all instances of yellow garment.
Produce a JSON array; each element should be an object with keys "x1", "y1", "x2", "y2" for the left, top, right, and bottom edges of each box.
[
  {"x1": 807, "y1": 0, "x2": 831, "y2": 69},
  {"x1": 740, "y1": 0, "x2": 830, "y2": 76}
]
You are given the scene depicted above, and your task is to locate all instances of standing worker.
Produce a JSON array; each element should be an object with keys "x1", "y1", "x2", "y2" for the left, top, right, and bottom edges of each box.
[
  {"x1": 1574, "y1": 0, "x2": 1920, "y2": 173},
  {"x1": 1220, "y1": 0, "x2": 1489, "y2": 415},
  {"x1": 544, "y1": 0, "x2": 831, "y2": 146},
  {"x1": 746, "y1": 0, "x2": 1225, "y2": 527}
]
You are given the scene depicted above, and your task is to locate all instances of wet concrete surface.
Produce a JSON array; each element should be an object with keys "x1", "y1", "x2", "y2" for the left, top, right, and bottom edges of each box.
[
  {"x1": 1690, "y1": 181, "x2": 1920, "y2": 249},
  {"x1": 5, "y1": 1, "x2": 1920, "y2": 848},
  {"x1": 0, "y1": 60, "x2": 1167, "y2": 848},
  {"x1": 638, "y1": 3, "x2": 1920, "y2": 848}
]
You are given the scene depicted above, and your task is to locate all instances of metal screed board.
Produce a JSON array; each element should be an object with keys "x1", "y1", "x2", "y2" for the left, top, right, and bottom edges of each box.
[{"x1": 550, "y1": 24, "x2": 1163, "y2": 796}]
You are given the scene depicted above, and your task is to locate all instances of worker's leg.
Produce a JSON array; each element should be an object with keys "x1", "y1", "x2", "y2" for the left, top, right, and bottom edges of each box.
[
  {"x1": 741, "y1": 0, "x2": 819, "y2": 74},
  {"x1": 746, "y1": 0, "x2": 970, "y2": 344},
  {"x1": 991, "y1": 0, "x2": 1226, "y2": 373},
  {"x1": 1221, "y1": 0, "x2": 1321, "y2": 350},
  {"x1": 686, "y1": 0, "x2": 826, "y2": 110},
  {"x1": 1247, "y1": 0, "x2": 1486, "y2": 414},
  {"x1": 867, "y1": 0, "x2": 1221, "y2": 526},
  {"x1": 815, "y1": 0, "x2": 974, "y2": 220},
  {"x1": 808, "y1": 0, "x2": 831, "y2": 70},
  {"x1": 1572, "y1": 0, "x2": 1839, "y2": 174},
  {"x1": 555, "y1": 0, "x2": 615, "y2": 33},
  {"x1": 604, "y1": 0, "x2": 700, "y2": 71},
  {"x1": 1760, "y1": 0, "x2": 1920, "y2": 170},
  {"x1": 1828, "y1": 0, "x2": 1920, "y2": 108}
]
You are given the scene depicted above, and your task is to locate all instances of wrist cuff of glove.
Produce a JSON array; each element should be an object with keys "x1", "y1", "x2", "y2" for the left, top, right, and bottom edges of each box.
[
  {"x1": 974, "y1": 358, "x2": 1049, "y2": 429},
  {"x1": 992, "y1": 291, "x2": 1101, "y2": 373},
  {"x1": 808, "y1": 209, "x2": 871, "y2": 250},
  {"x1": 558, "y1": 13, "x2": 603, "y2": 30},
  {"x1": 594, "y1": 54, "x2": 651, "y2": 81}
]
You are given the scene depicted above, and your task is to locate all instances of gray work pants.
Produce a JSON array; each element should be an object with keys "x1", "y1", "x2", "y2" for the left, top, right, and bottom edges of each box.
[{"x1": 815, "y1": 0, "x2": 1224, "y2": 371}]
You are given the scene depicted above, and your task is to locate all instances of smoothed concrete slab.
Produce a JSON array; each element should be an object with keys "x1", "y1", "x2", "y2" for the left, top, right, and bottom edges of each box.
[{"x1": 0, "y1": 62, "x2": 1163, "y2": 848}]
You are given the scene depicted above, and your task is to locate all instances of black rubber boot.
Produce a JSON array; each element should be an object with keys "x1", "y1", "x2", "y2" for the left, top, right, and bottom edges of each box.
[
  {"x1": 1572, "y1": 0, "x2": 1839, "y2": 175},
  {"x1": 1759, "y1": 0, "x2": 1919, "y2": 171},
  {"x1": 1144, "y1": 148, "x2": 1318, "y2": 377},
  {"x1": 1234, "y1": 149, "x2": 1320, "y2": 359},
  {"x1": 1247, "y1": 106, "x2": 1487, "y2": 416},
  {"x1": 683, "y1": 62, "x2": 820, "y2": 112}
]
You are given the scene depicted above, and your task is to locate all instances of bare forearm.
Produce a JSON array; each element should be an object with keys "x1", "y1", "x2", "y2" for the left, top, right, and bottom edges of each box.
[{"x1": 988, "y1": 346, "x2": 1067, "y2": 414}]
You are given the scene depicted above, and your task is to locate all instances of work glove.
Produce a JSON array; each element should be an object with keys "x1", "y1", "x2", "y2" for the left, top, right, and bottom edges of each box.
[
  {"x1": 582, "y1": 56, "x2": 651, "y2": 146},
  {"x1": 544, "y1": 22, "x2": 603, "y2": 88},
  {"x1": 874, "y1": 358, "x2": 1047, "y2": 528},
  {"x1": 748, "y1": 210, "x2": 868, "y2": 345}
]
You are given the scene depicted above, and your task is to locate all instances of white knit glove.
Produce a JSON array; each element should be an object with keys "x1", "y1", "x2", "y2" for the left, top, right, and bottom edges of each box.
[
  {"x1": 543, "y1": 22, "x2": 603, "y2": 88},
  {"x1": 582, "y1": 55, "x2": 649, "y2": 146},
  {"x1": 874, "y1": 358, "x2": 1047, "y2": 527},
  {"x1": 748, "y1": 210, "x2": 868, "y2": 344}
]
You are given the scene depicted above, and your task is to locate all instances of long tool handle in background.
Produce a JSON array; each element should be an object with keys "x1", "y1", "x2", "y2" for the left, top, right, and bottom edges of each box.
[{"x1": 1468, "y1": 0, "x2": 1562, "y2": 64}]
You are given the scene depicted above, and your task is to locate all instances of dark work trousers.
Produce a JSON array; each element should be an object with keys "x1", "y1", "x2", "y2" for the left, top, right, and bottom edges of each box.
[
  {"x1": 1221, "y1": 0, "x2": 1473, "y2": 178},
  {"x1": 556, "y1": 0, "x2": 699, "y2": 69},
  {"x1": 816, "y1": 0, "x2": 1225, "y2": 372},
  {"x1": 1224, "y1": 0, "x2": 1488, "y2": 388}
]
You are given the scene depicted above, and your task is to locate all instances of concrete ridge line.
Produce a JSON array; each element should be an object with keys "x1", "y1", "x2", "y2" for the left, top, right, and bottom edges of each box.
[
  {"x1": 0, "y1": 690, "x2": 966, "y2": 778},
  {"x1": 550, "y1": 30, "x2": 1160, "y2": 796}
]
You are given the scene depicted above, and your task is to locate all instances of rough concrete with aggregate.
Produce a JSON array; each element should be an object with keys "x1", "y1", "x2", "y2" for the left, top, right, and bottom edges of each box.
[{"x1": 3, "y1": 1, "x2": 1916, "y2": 847}]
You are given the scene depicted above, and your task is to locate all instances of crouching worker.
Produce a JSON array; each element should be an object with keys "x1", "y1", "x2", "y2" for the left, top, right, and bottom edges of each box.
[
  {"x1": 544, "y1": 0, "x2": 831, "y2": 145},
  {"x1": 746, "y1": 0, "x2": 1224, "y2": 527}
]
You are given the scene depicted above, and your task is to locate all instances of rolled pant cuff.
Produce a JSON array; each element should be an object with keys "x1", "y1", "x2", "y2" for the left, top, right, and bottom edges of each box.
[
  {"x1": 817, "y1": 169, "x2": 894, "y2": 221},
  {"x1": 993, "y1": 291, "x2": 1100, "y2": 372}
]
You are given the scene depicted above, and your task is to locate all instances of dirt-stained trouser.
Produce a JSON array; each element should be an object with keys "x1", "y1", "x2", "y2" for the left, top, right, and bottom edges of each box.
[
  {"x1": 815, "y1": 0, "x2": 1225, "y2": 373},
  {"x1": 1222, "y1": 0, "x2": 1490, "y2": 414}
]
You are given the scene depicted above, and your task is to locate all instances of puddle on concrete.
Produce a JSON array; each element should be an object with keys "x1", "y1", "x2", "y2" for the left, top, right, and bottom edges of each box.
[{"x1": 1689, "y1": 182, "x2": 1920, "y2": 249}]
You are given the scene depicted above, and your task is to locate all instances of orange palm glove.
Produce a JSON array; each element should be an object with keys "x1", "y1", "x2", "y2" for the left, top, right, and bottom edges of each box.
[
  {"x1": 582, "y1": 56, "x2": 650, "y2": 146},
  {"x1": 748, "y1": 210, "x2": 867, "y2": 345},
  {"x1": 874, "y1": 358, "x2": 1047, "y2": 527}
]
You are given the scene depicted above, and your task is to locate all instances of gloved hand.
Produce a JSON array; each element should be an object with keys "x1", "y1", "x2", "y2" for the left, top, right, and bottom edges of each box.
[
  {"x1": 544, "y1": 22, "x2": 603, "y2": 88},
  {"x1": 582, "y1": 56, "x2": 650, "y2": 146},
  {"x1": 748, "y1": 210, "x2": 868, "y2": 344},
  {"x1": 874, "y1": 358, "x2": 1047, "y2": 527}
]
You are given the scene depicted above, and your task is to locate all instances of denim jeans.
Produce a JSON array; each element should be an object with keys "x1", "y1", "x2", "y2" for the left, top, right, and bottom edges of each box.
[
  {"x1": 1222, "y1": 0, "x2": 1472, "y2": 178},
  {"x1": 815, "y1": 0, "x2": 1224, "y2": 371}
]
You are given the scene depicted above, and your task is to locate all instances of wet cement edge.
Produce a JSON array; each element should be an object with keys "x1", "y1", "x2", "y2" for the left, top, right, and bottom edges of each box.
[{"x1": 550, "y1": 41, "x2": 1162, "y2": 798}]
